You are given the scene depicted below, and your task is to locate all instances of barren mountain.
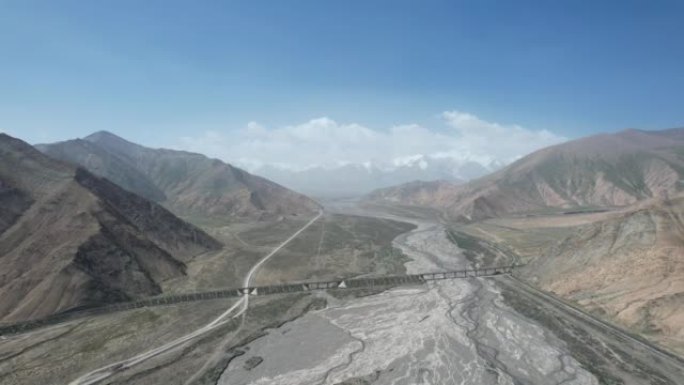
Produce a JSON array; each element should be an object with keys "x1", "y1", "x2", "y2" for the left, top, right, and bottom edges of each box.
[
  {"x1": 367, "y1": 128, "x2": 684, "y2": 221},
  {"x1": 365, "y1": 180, "x2": 461, "y2": 208},
  {"x1": 0, "y1": 134, "x2": 221, "y2": 322},
  {"x1": 38, "y1": 131, "x2": 321, "y2": 222},
  {"x1": 520, "y1": 196, "x2": 684, "y2": 353}
]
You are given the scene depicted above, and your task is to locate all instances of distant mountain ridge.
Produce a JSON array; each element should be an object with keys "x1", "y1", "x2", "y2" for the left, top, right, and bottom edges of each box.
[
  {"x1": 366, "y1": 128, "x2": 684, "y2": 220},
  {"x1": 252, "y1": 155, "x2": 496, "y2": 198},
  {"x1": 38, "y1": 131, "x2": 321, "y2": 222},
  {"x1": 0, "y1": 133, "x2": 221, "y2": 322}
]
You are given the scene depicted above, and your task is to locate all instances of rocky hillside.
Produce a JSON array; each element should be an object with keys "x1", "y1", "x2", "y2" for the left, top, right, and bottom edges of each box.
[
  {"x1": 0, "y1": 134, "x2": 221, "y2": 322},
  {"x1": 367, "y1": 128, "x2": 684, "y2": 221},
  {"x1": 38, "y1": 131, "x2": 321, "y2": 222},
  {"x1": 520, "y1": 196, "x2": 684, "y2": 352}
]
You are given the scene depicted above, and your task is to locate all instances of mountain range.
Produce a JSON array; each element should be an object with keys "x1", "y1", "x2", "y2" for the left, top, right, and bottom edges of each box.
[
  {"x1": 0, "y1": 134, "x2": 221, "y2": 322},
  {"x1": 250, "y1": 155, "x2": 500, "y2": 198},
  {"x1": 5, "y1": 125, "x2": 684, "y2": 342},
  {"x1": 38, "y1": 131, "x2": 321, "y2": 223},
  {"x1": 367, "y1": 128, "x2": 684, "y2": 221}
]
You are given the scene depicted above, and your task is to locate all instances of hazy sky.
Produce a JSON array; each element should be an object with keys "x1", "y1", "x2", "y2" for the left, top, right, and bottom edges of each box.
[{"x1": 1, "y1": 1, "x2": 683, "y2": 169}]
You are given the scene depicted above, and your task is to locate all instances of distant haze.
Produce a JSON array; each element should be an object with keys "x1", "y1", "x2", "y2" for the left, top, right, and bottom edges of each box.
[{"x1": 175, "y1": 111, "x2": 566, "y2": 197}]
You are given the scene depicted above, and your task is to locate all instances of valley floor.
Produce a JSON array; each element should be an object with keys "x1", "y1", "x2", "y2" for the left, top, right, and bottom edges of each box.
[
  {"x1": 214, "y1": 205, "x2": 684, "y2": 384},
  {"x1": 1, "y1": 205, "x2": 683, "y2": 384}
]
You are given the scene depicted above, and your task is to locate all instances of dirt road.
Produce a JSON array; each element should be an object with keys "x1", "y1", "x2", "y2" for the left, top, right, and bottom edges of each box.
[{"x1": 68, "y1": 211, "x2": 322, "y2": 385}]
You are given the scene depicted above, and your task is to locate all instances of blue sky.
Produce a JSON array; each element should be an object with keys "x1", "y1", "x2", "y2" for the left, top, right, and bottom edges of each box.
[{"x1": 1, "y1": 0, "x2": 683, "y2": 166}]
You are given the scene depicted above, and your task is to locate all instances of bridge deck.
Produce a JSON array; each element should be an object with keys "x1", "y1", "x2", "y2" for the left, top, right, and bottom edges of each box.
[{"x1": 0, "y1": 265, "x2": 517, "y2": 335}]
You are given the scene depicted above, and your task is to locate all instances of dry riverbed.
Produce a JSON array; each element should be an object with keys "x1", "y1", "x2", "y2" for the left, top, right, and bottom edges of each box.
[
  {"x1": 216, "y1": 207, "x2": 684, "y2": 385},
  {"x1": 2, "y1": 207, "x2": 682, "y2": 384}
]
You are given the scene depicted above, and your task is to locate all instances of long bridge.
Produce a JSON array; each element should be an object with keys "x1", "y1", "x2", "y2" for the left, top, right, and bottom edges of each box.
[{"x1": 0, "y1": 265, "x2": 516, "y2": 336}]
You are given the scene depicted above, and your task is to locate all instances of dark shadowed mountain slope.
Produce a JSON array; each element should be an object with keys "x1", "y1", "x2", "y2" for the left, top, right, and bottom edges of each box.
[
  {"x1": 0, "y1": 134, "x2": 221, "y2": 322},
  {"x1": 38, "y1": 131, "x2": 321, "y2": 222},
  {"x1": 367, "y1": 128, "x2": 684, "y2": 221}
]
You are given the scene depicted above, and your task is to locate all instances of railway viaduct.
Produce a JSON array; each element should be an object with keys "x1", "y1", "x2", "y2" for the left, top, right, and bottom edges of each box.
[{"x1": 0, "y1": 265, "x2": 517, "y2": 336}]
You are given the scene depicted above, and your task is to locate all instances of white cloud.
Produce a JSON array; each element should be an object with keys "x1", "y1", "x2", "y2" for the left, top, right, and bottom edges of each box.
[
  {"x1": 175, "y1": 110, "x2": 566, "y2": 173},
  {"x1": 438, "y1": 110, "x2": 564, "y2": 164}
]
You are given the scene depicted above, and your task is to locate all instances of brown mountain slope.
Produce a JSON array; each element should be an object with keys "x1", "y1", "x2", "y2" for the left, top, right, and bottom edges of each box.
[
  {"x1": 36, "y1": 138, "x2": 166, "y2": 202},
  {"x1": 520, "y1": 196, "x2": 684, "y2": 353},
  {"x1": 367, "y1": 128, "x2": 684, "y2": 221},
  {"x1": 0, "y1": 134, "x2": 221, "y2": 322},
  {"x1": 38, "y1": 131, "x2": 321, "y2": 223},
  {"x1": 365, "y1": 180, "x2": 461, "y2": 208}
]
